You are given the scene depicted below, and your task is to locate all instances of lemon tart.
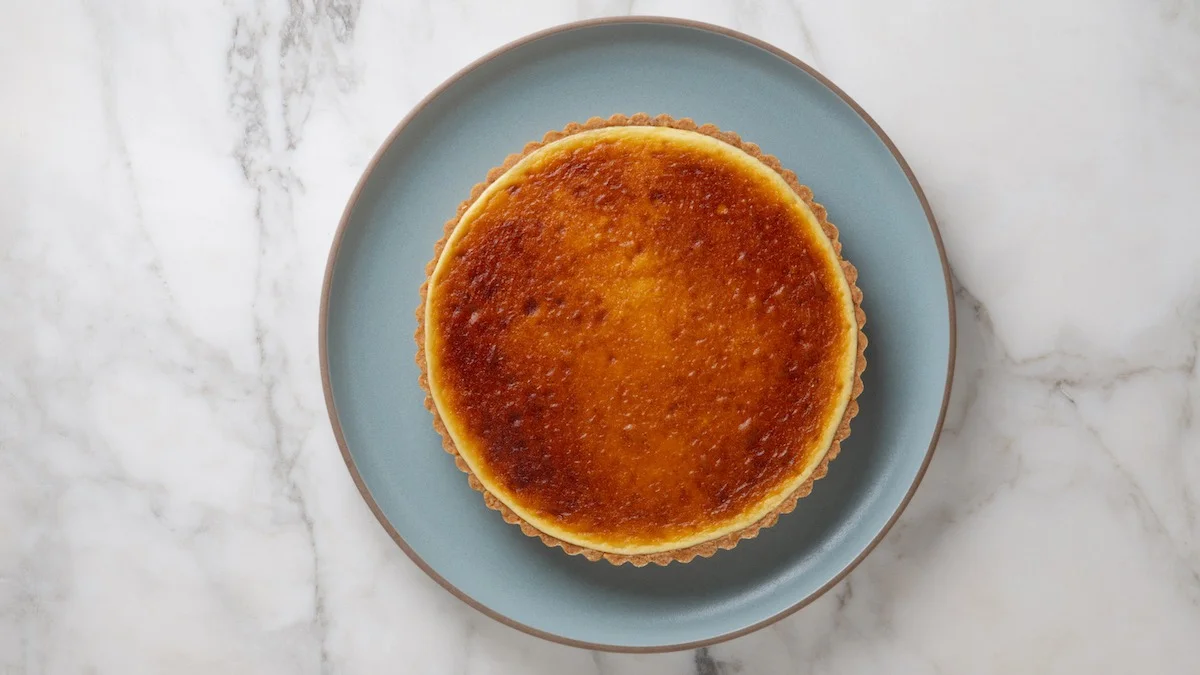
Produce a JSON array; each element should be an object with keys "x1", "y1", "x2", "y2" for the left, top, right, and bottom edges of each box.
[{"x1": 417, "y1": 114, "x2": 865, "y2": 566}]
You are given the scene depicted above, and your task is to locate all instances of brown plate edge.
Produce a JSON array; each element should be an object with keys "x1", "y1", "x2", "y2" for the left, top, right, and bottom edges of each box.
[{"x1": 317, "y1": 15, "x2": 957, "y2": 654}]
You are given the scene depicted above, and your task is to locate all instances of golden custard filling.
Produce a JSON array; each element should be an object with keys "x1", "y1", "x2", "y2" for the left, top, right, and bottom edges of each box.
[{"x1": 424, "y1": 123, "x2": 860, "y2": 558}]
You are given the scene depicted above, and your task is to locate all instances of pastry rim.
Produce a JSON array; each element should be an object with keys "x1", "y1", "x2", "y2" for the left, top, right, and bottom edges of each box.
[{"x1": 415, "y1": 113, "x2": 867, "y2": 566}]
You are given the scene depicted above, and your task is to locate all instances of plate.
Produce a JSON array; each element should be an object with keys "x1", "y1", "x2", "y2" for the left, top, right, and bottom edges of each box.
[{"x1": 320, "y1": 17, "x2": 954, "y2": 652}]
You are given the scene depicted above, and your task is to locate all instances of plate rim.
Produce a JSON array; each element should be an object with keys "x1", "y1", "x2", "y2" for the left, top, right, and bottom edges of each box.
[{"x1": 319, "y1": 15, "x2": 957, "y2": 653}]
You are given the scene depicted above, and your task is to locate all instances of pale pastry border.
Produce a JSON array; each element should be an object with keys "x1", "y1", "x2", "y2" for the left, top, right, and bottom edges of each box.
[{"x1": 415, "y1": 113, "x2": 867, "y2": 566}]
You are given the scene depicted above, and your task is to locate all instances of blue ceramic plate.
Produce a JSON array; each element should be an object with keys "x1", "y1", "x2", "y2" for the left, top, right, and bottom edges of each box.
[{"x1": 321, "y1": 18, "x2": 954, "y2": 652}]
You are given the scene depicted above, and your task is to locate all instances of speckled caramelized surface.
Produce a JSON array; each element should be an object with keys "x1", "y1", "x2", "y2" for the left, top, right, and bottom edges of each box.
[{"x1": 417, "y1": 114, "x2": 865, "y2": 565}]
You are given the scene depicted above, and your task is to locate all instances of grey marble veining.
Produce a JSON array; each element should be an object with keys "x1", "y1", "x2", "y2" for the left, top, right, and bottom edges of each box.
[{"x1": 1, "y1": 0, "x2": 1198, "y2": 673}]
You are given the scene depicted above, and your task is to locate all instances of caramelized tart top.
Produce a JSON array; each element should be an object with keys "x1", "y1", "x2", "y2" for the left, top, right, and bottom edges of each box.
[{"x1": 424, "y1": 125, "x2": 860, "y2": 555}]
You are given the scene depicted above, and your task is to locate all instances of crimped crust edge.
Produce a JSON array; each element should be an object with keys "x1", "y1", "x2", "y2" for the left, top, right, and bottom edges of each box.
[{"x1": 414, "y1": 113, "x2": 868, "y2": 566}]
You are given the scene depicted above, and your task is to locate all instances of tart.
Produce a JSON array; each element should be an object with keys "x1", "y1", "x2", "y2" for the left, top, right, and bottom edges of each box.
[{"x1": 417, "y1": 114, "x2": 865, "y2": 566}]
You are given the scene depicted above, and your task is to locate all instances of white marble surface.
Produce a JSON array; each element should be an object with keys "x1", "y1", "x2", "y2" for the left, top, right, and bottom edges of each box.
[{"x1": 2, "y1": 0, "x2": 1199, "y2": 672}]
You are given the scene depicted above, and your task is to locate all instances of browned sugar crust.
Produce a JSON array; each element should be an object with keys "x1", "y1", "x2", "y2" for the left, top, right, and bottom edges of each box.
[{"x1": 417, "y1": 114, "x2": 866, "y2": 566}]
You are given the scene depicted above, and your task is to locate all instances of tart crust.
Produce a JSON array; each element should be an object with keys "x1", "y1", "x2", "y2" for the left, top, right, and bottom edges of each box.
[{"x1": 416, "y1": 113, "x2": 866, "y2": 566}]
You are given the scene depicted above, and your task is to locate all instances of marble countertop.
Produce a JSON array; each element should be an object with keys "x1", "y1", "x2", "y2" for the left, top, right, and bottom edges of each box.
[{"x1": 3, "y1": 0, "x2": 1199, "y2": 673}]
